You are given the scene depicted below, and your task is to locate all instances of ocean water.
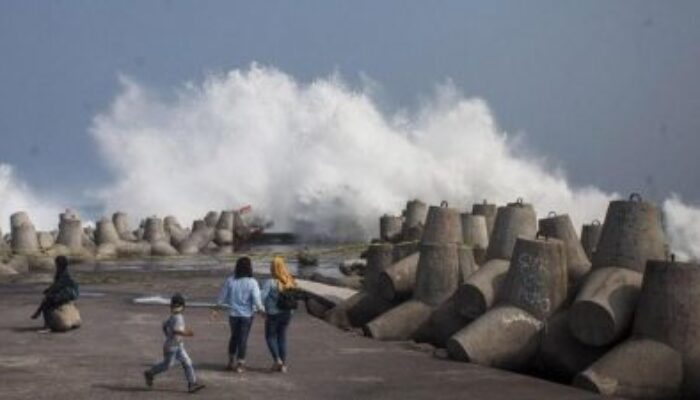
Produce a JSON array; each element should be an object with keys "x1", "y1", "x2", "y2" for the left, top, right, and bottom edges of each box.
[{"x1": 77, "y1": 243, "x2": 364, "y2": 279}]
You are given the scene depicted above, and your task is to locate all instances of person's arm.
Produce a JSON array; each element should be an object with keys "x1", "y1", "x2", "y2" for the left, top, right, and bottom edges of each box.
[
  {"x1": 216, "y1": 279, "x2": 231, "y2": 309},
  {"x1": 260, "y1": 280, "x2": 271, "y2": 302},
  {"x1": 43, "y1": 281, "x2": 58, "y2": 295},
  {"x1": 251, "y1": 280, "x2": 265, "y2": 314},
  {"x1": 172, "y1": 315, "x2": 194, "y2": 337}
]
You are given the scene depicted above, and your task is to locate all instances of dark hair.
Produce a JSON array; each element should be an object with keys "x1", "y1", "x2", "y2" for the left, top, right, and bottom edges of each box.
[
  {"x1": 234, "y1": 256, "x2": 253, "y2": 279},
  {"x1": 53, "y1": 255, "x2": 69, "y2": 281},
  {"x1": 171, "y1": 293, "x2": 186, "y2": 308},
  {"x1": 55, "y1": 255, "x2": 68, "y2": 269}
]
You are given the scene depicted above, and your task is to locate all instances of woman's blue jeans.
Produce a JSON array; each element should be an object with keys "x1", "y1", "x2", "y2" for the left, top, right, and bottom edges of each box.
[
  {"x1": 265, "y1": 311, "x2": 292, "y2": 363},
  {"x1": 228, "y1": 316, "x2": 253, "y2": 361}
]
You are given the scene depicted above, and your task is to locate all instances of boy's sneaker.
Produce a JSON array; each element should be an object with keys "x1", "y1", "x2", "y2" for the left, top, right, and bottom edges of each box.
[
  {"x1": 143, "y1": 371, "x2": 154, "y2": 388},
  {"x1": 280, "y1": 364, "x2": 288, "y2": 374},
  {"x1": 188, "y1": 382, "x2": 206, "y2": 393}
]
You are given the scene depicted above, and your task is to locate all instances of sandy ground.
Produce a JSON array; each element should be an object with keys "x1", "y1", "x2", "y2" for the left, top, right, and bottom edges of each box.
[{"x1": 0, "y1": 270, "x2": 603, "y2": 400}]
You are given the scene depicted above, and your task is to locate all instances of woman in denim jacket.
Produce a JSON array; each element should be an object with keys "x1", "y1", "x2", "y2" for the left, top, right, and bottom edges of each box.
[
  {"x1": 261, "y1": 256, "x2": 297, "y2": 372},
  {"x1": 217, "y1": 256, "x2": 264, "y2": 373}
]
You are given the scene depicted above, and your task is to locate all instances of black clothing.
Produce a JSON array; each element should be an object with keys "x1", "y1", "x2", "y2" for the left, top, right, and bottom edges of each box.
[{"x1": 32, "y1": 270, "x2": 79, "y2": 319}]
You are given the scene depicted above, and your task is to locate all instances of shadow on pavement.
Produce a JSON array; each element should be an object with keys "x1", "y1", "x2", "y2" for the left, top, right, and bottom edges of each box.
[
  {"x1": 10, "y1": 326, "x2": 46, "y2": 333},
  {"x1": 93, "y1": 383, "x2": 184, "y2": 394},
  {"x1": 196, "y1": 362, "x2": 275, "y2": 374}
]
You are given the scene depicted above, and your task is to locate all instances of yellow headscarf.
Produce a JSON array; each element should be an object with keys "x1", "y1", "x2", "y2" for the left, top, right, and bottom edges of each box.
[{"x1": 271, "y1": 256, "x2": 296, "y2": 291}]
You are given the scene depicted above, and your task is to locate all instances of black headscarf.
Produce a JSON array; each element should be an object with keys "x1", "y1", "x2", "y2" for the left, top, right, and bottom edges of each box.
[
  {"x1": 54, "y1": 255, "x2": 69, "y2": 282},
  {"x1": 46, "y1": 256, "x2": 79, "y2": 304}
]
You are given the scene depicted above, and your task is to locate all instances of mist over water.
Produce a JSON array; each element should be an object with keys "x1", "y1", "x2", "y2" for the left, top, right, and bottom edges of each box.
[
  {"x1": 90, "y1": 65, "x2": 615, "y2": 238},
  {"x1": 1, "y1": 64, "x2": 698, "y2": 259},
  {"x1": 663, "y1": 196, "x2": 700, "y2": 261},
  {"x1": 0, "y1": 164, "x2": 62, "y2": 233}
]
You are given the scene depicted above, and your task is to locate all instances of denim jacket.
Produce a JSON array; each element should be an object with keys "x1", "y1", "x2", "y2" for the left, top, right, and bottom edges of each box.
[
  {"x1": 217, "y1": 277, "x2": 264, "y2": 317},
  {"x1": 261, "y1": 279, "x2": 288, "y2": 315}
]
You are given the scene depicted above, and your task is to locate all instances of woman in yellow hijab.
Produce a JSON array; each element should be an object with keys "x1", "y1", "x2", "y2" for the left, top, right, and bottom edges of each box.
[
  {"x1": 271, "y1": 256, "x2": 296, "y2": 291},
  {"x1": 261, "y1": 256, "x2": 297, "y2": 372}
]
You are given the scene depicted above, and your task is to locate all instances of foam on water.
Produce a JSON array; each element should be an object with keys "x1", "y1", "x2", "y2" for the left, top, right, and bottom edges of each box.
[
  {"x1": 0, "y1": 164, "x2": 62, "y2": 232},
  {"x1": 90, "y1": 65, "x2": 613, "y2": 239}
]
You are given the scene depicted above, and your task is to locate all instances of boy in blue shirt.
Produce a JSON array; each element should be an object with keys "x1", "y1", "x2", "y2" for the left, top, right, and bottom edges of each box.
[{"x1": 144, "y1": 293, "x2": 205, "y2": 393}]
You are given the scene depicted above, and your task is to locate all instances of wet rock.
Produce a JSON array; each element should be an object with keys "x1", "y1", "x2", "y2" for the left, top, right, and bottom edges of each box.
[
  {"x1": 45, "y1": 302, "x2": 82, "y2": 332},
  {"x1": 297, "y1": 248, "x2": 319, "y2": 266},
  {"x1": 339, "y1": 259, "x2": 367, "y2": 276}
]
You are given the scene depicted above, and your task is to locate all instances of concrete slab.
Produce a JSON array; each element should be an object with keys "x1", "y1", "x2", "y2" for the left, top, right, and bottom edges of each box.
[
  {"x1": 296, "y1": 278, "x2": 358, "y2": 306},
  {"x1": 0, "y1": 273, "x2": 603, "y2": 400}
]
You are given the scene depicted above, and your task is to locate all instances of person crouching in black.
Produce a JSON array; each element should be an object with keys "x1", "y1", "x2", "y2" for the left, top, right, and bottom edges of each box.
[{"x1": 31, "y1": 255, "x2": 80, "y2": 322}]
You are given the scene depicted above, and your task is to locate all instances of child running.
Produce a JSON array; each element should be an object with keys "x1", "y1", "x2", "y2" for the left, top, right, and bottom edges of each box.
[{"x1": 144, "y1": 293, "x2": 205, "y2": 393}]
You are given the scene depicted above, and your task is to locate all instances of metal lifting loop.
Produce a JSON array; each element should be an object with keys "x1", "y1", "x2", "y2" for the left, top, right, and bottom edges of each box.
[
  {"x1": 592, "y1": 219, "x2": 601, "y2": 226},
  {"x1": 515, "y1": 197, "x2": 524, "y2": 207},
  {"x1": 440, "y1": 200, "x2": 449, "y2": 208},
  {"x1": 548, "y1": 211, "x2": 557, "y2": 218},
  {"x1": 629, "y1": 193, "x2": 643, "y2": 202}
]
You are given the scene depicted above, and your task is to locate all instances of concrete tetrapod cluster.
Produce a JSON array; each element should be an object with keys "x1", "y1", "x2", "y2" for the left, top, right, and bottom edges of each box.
[
  {"x1": 364, "y1": 201, "x2": 478, "y2": 342},
  {"x1": 331, "y1": 199, "x2": 487, "y2": 332},
  {"x1": 400, "y1": 199, "x2": 429, "y2": 242},
  {"x1": 0, "y1": 208, "x2": 260, "y2": 275},
  {"x1": 574, "y1": 259, "x2": 700, "y2": 399},
  {"x1": 569, "y1": 194, "x2": 668, "y2": 349},
  {"x1": 321, "y1": 244, "x2": 423, "y2": 328},
  {"x1": 321, "y1": 193, "x2": 682, "y2": 399},
  {"x1": 450, "y1": 200, "x2": 538, "y2": 324},
  {"x1": 460, "y1": 213, "x2": 489, "y2": 264},
  {"x1": 579, "y1": 219, "x2": 602, "y2": 261},
  {"x1": 447, "y1": 235, "x2": 568, "y2": 370},
  {"x1": 528, "y1": 193, "x2": 671, "y2": 389},
  {"x1": 471, "y1": 200, "x2": 497, "y2": 239},
  {"x1": 322, "y1": 201, "x2": 482, "y2": 345},
  {"x1": 380, "y1": 214, "x2": 403, "y2": 242},
  {"x1": 538, "y1": 212, "x2": 591, "y2": 288},
  {"x1": 323, "y1": 199, "x2": 435, "y2": 330},
  {"x1": 324, "y1": 200, "x2": 428, "y2": 330},
  {"x1": 1, "y1": 210, "x2": 92, "y2": 274},
  {"x1": 370, "y1": 199, "x2": 429, "y2": 245},
  {"x1": 326, "y1": 199, "x2": 533, "y2": 348}
]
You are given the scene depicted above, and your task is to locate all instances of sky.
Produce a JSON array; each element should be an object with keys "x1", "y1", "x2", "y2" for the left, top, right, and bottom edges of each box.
[{"x1": 1, "y1": 0, "x2": 699, "y2": 208}]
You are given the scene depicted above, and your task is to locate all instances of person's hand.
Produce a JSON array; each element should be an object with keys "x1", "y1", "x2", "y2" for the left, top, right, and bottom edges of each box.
[
  {"x1": 208, "y1": 308, "x2": 222, "y2": 322},
  {"x1": 174, "y1": 329, "x2": 194, "y2": 337}
]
